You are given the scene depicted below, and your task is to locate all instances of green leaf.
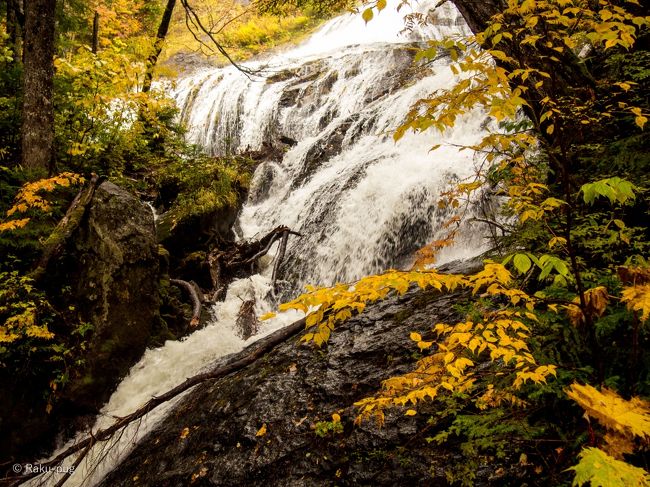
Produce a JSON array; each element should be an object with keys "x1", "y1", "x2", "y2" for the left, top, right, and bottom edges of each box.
[
  {"x1": 569, "y1": 447, "x2": 650, "y2": 487},
  {"x1": 580, "y1": 177, "x2": 637, "y2": 205},
  {"x1": 513, "y1": 253, "x2": 532, "y2": 274},
  {"x1": 538, "y1": 255, "x2": 570, "y2": 280}
]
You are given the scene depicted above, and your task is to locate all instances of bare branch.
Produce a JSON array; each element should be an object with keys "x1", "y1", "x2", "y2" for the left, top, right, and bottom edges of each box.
[
  {"x1": 170, "y1": 279, "x2": 203, "y2": 327},
  {"x1": 180, "y1": 0, "x2": 261, "y2": 78}
]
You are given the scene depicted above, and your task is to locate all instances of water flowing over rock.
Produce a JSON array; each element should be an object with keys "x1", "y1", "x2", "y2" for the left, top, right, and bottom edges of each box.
[
  {"x1": 34, "y1": 2, "x2": 498, "y2": 485},
  {"x1": 173, "y1": 0, "x2": 489, "y2": 291},
  {"x1": 99, "y1": 273, "x2": 529, "y2": 487}
]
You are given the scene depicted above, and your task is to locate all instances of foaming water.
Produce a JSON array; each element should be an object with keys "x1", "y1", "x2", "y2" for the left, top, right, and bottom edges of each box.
[{"x1": 32, "y1": 2, "x2": 492, "y2": 485}]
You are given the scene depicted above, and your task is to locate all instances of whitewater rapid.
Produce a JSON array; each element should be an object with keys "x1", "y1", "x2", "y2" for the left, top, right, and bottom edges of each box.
[{"x1": 32, "y1": 2, "x2": 493, "y2": 485}]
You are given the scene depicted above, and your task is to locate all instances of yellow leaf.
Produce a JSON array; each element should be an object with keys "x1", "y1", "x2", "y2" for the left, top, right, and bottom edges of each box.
[
  {"x1": 259, "y1": 312, "x2": 276, "y2": 321},
  {"x1": 179, "y1": 427, "x2": 190, "y2": 439},
  {"x1": 25, "y1": 325, "x2": 55, "y2": 340},
  {"x1": 569, "y1": 447, "x2": 650, "y2": 487},
  {"x1": 410, "y1": 332, "x2": 422, "y2": 342},
  {"x1": 621, "y1": 284, "x2": 650, "y2": 321},
  {"x1": 256, "y1": 423, "x2": 268, "y2": 437},
  {"x1": 405, "y1": 409, "x2": 417, "y2": 416},
  {"x1": 566, "y1": 383, "x2": 650, "y2": 440},
  {"x1": 332, "y1": 413, "x2": 341, "y2": 423}
]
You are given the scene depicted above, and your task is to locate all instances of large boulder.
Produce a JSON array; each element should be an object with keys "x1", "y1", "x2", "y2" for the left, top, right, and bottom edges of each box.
[
  {"x1": 0, "y1": 181, "x2": 163, "y2": 463},
  {"x1": 58, "y1": 181, "x2": 161, "y2": 414}
]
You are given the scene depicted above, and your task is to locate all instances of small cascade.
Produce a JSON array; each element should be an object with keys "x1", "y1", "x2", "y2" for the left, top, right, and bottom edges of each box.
[{"x1": 34, "y1": 2, "x2": 495, "y2": 485}]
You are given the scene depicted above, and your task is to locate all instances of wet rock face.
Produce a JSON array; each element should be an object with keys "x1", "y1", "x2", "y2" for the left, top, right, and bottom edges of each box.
[
  {"x1": 100, "y1": 278, "x2": 523, "y2": 486},
  {"x1": 59, "y1": 181, "x2": 160, "y2": 413}
]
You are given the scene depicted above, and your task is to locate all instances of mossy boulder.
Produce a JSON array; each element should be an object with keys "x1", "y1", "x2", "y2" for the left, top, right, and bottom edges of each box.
[
  {"x1": 56, "y1": 181, "x2": 161, "y2": 415},
  {"x1": 0, "y1": 181, "x2": 164, "y2": 463}
]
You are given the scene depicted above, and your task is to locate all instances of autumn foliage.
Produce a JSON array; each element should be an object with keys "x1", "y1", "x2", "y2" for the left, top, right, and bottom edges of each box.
[{"x1": 260, "y1": 0, "x2": 650, "y2": 483}]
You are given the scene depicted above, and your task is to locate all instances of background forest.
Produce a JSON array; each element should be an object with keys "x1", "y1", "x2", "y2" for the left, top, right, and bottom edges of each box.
[{"x1": 1, "y1": 0, "x2": 649, "y2": 486}]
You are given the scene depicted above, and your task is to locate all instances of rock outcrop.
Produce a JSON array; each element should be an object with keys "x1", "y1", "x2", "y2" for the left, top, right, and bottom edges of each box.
[
  {"x1": 57, "y1": 181, "x2": 161, "y2": 413},
  {"x1": 100, "y1": 273, "x2": 528, "y2": 486},
  {"x1": 0, "y1": 181, "x2": 163, "y2": 462}
]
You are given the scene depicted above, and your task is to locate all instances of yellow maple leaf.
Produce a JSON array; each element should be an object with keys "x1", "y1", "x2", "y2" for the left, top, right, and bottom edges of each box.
[
  {"x1": 621, "y1": 284, "x2": 650, "y2": 322},
  {"x1": 0, "y1": 218, "x2": 30, "y2": 232},
  {"x1": 570, "y1": 447, "x2": 650, "y2": 487},
  {"x1": 566, "y1": 383, "x2": 650, "y2": 441}
]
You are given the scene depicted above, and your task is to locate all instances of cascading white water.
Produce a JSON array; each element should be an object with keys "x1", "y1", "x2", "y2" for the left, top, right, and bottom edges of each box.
[
  {"x1": 174, "y1": 0, "x2": 488, "y2": 290},
  {"x1": 35, "y1": 2, "x2": 494, "y2": 485}
]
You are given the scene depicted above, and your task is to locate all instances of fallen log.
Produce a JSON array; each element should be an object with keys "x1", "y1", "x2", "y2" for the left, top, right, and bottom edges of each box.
[
  {"x1": 229, "y1": 225, "x2": 301, "y2": 269},
  {"x1": 5, "y1": 316, "x2": 307, "y2": 486},
  {"x1": 204, "y1": 225, "x2": 301, "y2": 296},
  {"x1": 30, "y1": 174, "x2": 102, "y2": 282}
]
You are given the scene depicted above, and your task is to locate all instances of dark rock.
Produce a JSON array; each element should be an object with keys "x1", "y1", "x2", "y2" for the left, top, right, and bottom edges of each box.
[
  {"x1": 177, "y1": 251, "x2": 213, "y2": 290},
  {"x1": 58, "y1": 181, "x2": 161, "y2": 413},
  {"x1": 291, "y1": 115, "x2": 359, "y2": 189},
  {"x1": 248, "y1": 162, "x2": 278, "y2": 204},
  {"x1": 278, "y1": 86, "x2": 301, "y2": 108},
  {"x1": 157, "y1": 203, "x2": 239, "y2": 258},
  {"x1": 100, "y1": 280, "x2": 527, "y2": 486},
  {"x1": 278, "y1": 135, "x2": 297, "y2": 147},
  {"x1": 235, "y1": 299, "x2": 259, "y2": 340}
]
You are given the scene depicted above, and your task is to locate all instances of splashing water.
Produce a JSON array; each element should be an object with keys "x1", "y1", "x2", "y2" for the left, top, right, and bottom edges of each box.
[{"x1": 34, "y1": 1, "x2": 494, "y2": 485}]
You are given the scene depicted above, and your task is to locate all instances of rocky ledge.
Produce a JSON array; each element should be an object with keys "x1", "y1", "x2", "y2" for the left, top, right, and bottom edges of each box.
[{"x1": 100, "y1": 270, "x2": 529, "y2": 486}]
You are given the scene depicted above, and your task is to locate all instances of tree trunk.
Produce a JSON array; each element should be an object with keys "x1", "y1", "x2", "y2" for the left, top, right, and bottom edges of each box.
[
  {"x1": 142, "y1": 0, "x2": 176, "y2": 93},
  {"x1": 449, "y1": 0, "x2": 505, "y2": 34},
  {"x1": 21, "y1": 0, "x2": 56, "y2": 174},
  {"x1": 92, "y1": 11, "x2": 99, "y2": 54},
  {"x1": 449, "y1": 0, "x2": 594, "y2": 91}
]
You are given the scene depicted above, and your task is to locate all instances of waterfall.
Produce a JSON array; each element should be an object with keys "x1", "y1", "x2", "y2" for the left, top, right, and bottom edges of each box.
[
  {"x1": 35, "y1": 2, "x2": 493, "y2": 485},
  {"x1": 174, "y1": 0, "x2": 486, "y2": 289}
]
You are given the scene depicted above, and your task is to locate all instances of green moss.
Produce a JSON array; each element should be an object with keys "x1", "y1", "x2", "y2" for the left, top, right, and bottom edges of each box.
[
  {"x1": 158, "y1": 154, "x2": 254, "y2": 225},
  {"x1": 391, "y1": 309, "x2": 413, "y2": 324},
  {"x1": 99, "y1": 338, "x2": 118, "y2": 355}
]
